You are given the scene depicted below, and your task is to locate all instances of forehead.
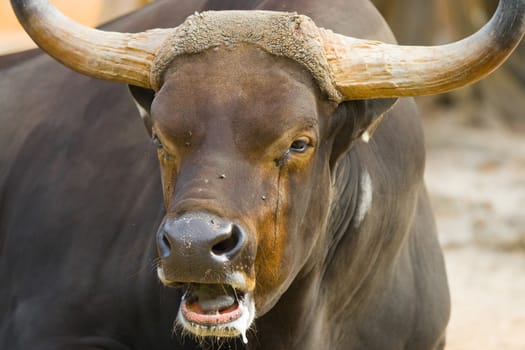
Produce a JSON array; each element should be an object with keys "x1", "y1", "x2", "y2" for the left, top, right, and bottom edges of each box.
[{"x1": 152, "y1": 45, "x2": 324, "y2": 132}]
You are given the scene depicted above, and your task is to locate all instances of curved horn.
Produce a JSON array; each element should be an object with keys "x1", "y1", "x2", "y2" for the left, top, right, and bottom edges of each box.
[
  {"x1": 12, "y1": 0, "x2": 525, "y2": 99},
  {"x1": 319, "y1": 0, "x2": 525, "y2": 99},
  {"x1": 10, "y1": 0, "x2": 173, "y2": 89}
]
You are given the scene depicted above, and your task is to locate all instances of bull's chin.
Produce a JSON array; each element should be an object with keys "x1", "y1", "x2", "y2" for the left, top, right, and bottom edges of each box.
[{"x1": 176, "y1": 283, "x2": 255, "y2": 344}]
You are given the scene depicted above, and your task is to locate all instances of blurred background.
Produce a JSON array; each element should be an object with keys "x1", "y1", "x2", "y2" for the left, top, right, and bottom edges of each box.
[
  {"x1": 1, "y1": 0, "x2": 524, "y2": 349},
  {"x1": 0, "y1": 0, "x2": 151, "y2": 53},
  {"x1": 374, "y1": 2, "x2": 525, "y2": 349}
]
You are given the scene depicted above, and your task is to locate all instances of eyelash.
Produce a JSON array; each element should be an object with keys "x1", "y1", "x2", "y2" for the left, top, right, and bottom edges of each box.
[
  {"x1": 152, "y1": 133, "x2": 173, "y2": 160},
  {"x1": 152, "y1": 133, "x2": 163, "y2": 149}
]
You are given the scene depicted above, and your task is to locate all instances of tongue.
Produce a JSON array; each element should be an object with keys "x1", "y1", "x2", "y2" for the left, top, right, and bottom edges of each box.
[
  {"x1": 187, "y1": 284, "x2": 238, "y2": 314},
  {"x1": 198, "y1": 294, "x2": 236, "y2": 313},
  {"x1": 183, "y1": 287, "x2": 243, "y2": 326}
]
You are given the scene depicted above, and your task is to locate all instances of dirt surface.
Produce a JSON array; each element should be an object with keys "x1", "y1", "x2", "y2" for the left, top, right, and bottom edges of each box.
[
  {"x1": 444, "y1": 248, "x2": 525, "y2": 350},
  {"x1": 420, "y1": 96, "x2": 525, "y2": 350}
]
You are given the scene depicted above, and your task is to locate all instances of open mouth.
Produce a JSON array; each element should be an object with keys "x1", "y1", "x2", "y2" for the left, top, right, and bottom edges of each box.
[{"x1": 177, "y1": 283, "x2": 255, "y2": 343}]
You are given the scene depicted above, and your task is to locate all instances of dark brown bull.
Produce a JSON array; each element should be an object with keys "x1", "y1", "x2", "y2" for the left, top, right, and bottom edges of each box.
[{"x1": 3, "y1": 0, "x2": 525, "y2": 348}]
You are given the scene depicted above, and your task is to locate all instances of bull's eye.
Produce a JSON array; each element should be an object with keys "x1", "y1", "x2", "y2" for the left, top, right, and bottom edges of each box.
[
  {"x1": 289, "y1": 138, "x2": 310, "y2": 153},
  {"x1": 152, "y1": 133, "x2": 163, "y2": 149}
]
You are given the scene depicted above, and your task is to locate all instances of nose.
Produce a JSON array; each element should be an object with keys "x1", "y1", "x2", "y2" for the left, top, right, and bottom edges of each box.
[{"x1": 157, "y1": 213, "x2": 246, "y2": 279}]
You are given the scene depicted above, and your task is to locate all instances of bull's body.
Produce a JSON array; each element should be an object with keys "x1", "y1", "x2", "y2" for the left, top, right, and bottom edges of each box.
[{"x1": 1, "y1": 0, "x2": 450, "y2": 349}]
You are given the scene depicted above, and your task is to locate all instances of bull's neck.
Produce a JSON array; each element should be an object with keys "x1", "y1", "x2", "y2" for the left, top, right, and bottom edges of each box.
[
  {"x1": 251, "y1": 152, "x2": 365, "y2": 349},
  {"x1": 251, "y1": 264, "x2": 330, "y2": 349}
]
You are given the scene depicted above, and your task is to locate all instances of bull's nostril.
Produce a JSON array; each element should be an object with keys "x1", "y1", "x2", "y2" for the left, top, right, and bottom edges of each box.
[
  {"x1": 158, "y1": 231, "x2": 172, "y2": 258},
  {"x1": 212, "y1": 224, "x2": 243, "y2": 257}
]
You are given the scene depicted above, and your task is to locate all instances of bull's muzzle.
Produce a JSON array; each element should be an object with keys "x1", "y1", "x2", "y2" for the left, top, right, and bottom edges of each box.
[
  {"x1": 156, "y1": 212, "x2": 255, "y2": 341},
  {"x1": 157, "y1": 212, "x2": 247, "y2": 283}
]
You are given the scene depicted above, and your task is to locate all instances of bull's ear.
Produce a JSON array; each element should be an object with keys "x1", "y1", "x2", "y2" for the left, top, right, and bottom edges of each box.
[
  {"x1": 330, "y1": 98, "x2": 398, "y2": 167},
  {"x1": 128, "y1": 85, "x2": 155, "y2": 136}
]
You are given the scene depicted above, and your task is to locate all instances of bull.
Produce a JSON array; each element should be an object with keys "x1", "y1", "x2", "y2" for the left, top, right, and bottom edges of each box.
[{"x1": 1, "y1": 0, "x2": 524, "y2": 349}]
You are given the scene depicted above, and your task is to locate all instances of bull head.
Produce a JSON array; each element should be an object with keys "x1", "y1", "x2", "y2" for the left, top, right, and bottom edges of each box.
[{"x1": 11, "y1": 0, "x2": 525, "y2": 343}]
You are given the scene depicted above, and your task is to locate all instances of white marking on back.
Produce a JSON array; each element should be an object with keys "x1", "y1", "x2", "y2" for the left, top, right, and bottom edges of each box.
[
  {"x1": 354, "y1": 169, "x2": 373, "y2": 227},
  {"x1": 361, "y1": 131, "x2": 371, "y2": 143}
]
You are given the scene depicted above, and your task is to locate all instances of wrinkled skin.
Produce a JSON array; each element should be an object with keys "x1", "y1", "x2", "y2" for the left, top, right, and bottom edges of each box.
[{"x1": 0, "y1": 0, "x2": 450, "y2": 349}]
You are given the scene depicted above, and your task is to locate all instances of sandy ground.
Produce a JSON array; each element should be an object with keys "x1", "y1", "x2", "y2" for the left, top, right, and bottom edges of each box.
[
  {"x1": 444, "y1": 248, "x2": 525, "y2": 350},
  {"x1": 421, "y1": 97, "x2": 525, "y2": 350}
]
